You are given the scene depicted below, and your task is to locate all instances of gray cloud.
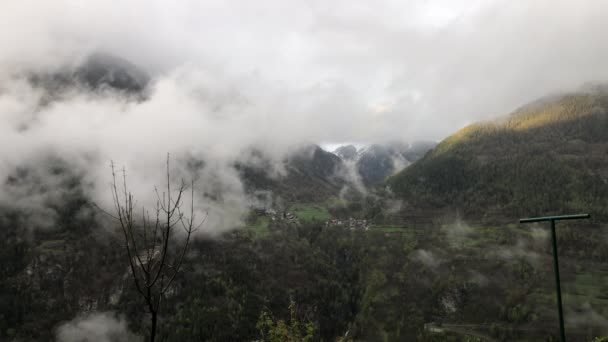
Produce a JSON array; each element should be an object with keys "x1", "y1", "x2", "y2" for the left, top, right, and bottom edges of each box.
[
  {"x1": 1, "y1": 0, "x2": 607, "y2": 232},
  {"x1": 3, "y1": 0, "x2": 608, "y2": 140}
]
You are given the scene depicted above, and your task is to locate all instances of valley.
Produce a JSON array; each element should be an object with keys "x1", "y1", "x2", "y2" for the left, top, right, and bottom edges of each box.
[{"x1": 2, "y1": 43, "x2": 608, "y2": 342}]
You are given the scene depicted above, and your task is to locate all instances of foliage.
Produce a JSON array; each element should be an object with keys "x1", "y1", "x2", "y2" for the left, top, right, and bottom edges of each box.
[
  {"x1": 5, "y1": 104, "x2": 608, "y2": 341},
  {"x1": 289, "y1": 203, "x2": 332, "y2": 222},
  {"x1": 4, "y1": 205, "x2": 608, "y2": 340},
  {"x1": 255, "y1": 300, "x2": 317, "y2": 342},
  {"x1": 390, "y1": 92, "x2": 608, "y2": 220},
  {"x1": 248, "y1": 216, "x2": 270, "y2": 237}
]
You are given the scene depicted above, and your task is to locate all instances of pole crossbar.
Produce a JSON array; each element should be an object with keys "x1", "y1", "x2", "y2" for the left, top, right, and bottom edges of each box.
[
  {"x1": 519, "y1": 213, "x2": 590, "y2": 342},
  {"x1": 519, "y1": 214, "x2": 590, "y2": 223}
]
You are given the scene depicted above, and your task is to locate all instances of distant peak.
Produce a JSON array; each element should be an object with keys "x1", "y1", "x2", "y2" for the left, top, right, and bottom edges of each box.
[
  {"x1": 76, "y1": 52, "x2": 150, "y2": 93},
  {"x1": 334, "y1": 145, "x2": 358, "y2": 160},
  {"x1": 26, "y1": 52, "x2": 150, "y2": 97}
]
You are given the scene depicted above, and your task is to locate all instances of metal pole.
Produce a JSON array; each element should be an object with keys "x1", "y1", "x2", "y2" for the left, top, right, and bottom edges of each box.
[
  {"x1": 519, "y1": 214, "x2": 589, "y2": 341},
  {"x1": 550, "y1": 219, "x2": 566, "y2": 342}
]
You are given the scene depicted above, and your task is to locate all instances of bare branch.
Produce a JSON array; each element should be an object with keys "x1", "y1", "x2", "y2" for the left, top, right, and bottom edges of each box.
[
  {"x1": 96, "y1": 155, "x2": 203, "y2": 342},
  {"x1": 90, "y1": 201, "x2": 120, "y2": 221}
]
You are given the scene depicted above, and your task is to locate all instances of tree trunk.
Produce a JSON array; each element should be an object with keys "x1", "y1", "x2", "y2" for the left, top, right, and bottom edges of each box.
[{"x1": 150, "y1": 311, "x2": 157, "y2": 342}]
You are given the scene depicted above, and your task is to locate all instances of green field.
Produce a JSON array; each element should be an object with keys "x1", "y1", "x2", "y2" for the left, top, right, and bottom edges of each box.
[
  {"x1": 368, "y1": 225, "x2": 406, "y2": 233},
  {"x1": 247, "y1": 216, "x2": 270, "y2": 237},
  {"x1": 324, "y1": 196, "x2": 348, "y2": 207},
  {"x1": 289, "y1": 203, "x2": 332, "y2": 222}
]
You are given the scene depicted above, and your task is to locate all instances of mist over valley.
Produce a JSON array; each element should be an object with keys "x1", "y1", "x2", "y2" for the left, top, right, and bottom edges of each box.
[{"x1": 2, "y1": 1, "x2": 608, "y2": 341}]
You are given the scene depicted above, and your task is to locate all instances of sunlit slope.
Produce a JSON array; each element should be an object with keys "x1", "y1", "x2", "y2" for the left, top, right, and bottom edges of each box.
[{"x1": 390, "y1": 92, "x2": 608, "y2": 219}]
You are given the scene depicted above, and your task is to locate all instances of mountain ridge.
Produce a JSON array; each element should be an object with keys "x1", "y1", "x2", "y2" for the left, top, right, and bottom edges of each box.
[
  {"x1": 332, "y1": 141, "x2": 436, "y2": 187},
  {"x1": 389, "y1": 91, "x2": 608, "y2": 221}
]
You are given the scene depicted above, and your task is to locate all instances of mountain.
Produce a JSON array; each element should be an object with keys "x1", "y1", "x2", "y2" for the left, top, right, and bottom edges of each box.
[
  {"x1": 333, "y1": 142, "x2": 436, "y2": 187},
  {"x1": 4, "y1": 90, "x2": 608, "y2": 340},
  {"x1": 238, "y1": 145, "x2": 347, "y2": 203},
  {"x1": 334, "y1": 145, "x2": 358, "y2": 160},
  {"x1": 27, "y1": 52, "x2": 150, "y2": 98},
  {"x1": 356, "y1": 144, "x2": 407, "y2": 186},
  {"x1": 389, "y1": 91, "x2": 608, "y2": 220},
  {"x1": 73, "y1": 53, "x2": 150, "y2": 93}
]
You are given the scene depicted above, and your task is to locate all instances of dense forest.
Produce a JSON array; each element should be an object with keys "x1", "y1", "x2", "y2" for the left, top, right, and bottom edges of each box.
[
  {"x1": 2, "y1": 178, "x2": 608, "y2": 341},
  {"x1": 390, "y1": 92, "x2": 608, "y2": 221}
]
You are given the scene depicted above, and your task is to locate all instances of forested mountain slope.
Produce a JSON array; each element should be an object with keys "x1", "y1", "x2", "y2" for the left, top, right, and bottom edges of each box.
[
  {"x1": 390, "y1": 91, "x2": 608, "y2": 220},
  {"x1": 237, "y1": 145, "x2": 347, "y2": 203}
]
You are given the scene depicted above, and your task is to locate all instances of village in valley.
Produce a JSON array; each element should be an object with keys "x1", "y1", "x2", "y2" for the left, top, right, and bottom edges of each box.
[
  {"x1": 325, "y1": 217, "x2": 369, "y2": 231},
  {"x1": 257, "y1": 207, "x2": 370, "y2": 231}
]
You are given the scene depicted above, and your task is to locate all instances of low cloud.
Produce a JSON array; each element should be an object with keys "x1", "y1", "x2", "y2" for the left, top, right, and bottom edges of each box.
[
  {"x1": 468, "y1": 270, "x2": 489, "y2": 287},
  {"x1": 411, "y1": 249, "x2": 442, "y2": 270},
  {"x1": 2, "y1": 0, "x2": 608, "y2": 233},
  {"x1": 493, "y1": 239, "x2": 542, "y2": 267},
  {"x1": 567, "y1": 302, "x2": 608, "y2": 335},
  {"x1": 338, "y1": 159, "x2": 367, "y2": 195},
  {"x1": 385, "y1": 199, "x2": 402, "y2": 214},
  {"x1": 442, "y1": 219, "x2": 473, "y2": 248},
  {"x1": 55, "y1": 312, "x2": 142, "y2": 342}
]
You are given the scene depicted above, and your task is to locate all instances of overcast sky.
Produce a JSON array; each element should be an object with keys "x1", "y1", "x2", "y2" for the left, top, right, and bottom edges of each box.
[
  {"x1": 1, "y1": 0, "x2": 608, "y2": 232},
  {"x1": 2, "y1": 0, "x2": 608, "y2": 142}
]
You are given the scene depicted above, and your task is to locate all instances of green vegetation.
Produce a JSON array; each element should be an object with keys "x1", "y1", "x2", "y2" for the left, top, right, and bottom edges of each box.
[
  {"x1": 248, "y1": 216, "x2": 271, "y2": 237},
  {"x1": 239, "y1": 145, "x2": 345, "y2": 204},
  {"x1": 368, "y1": 225, "x2": 407, "y2": 233},
  {"x1": 5, "y1": 91, "x2": 608, "y2": 341},
  {"x1": 256, "y1": 300, "x2": 317, "y2": 342},
  {"x1": 390, "y1": 92, "x2": 608, "y2": 220},
  {"x1": 3, "y1": 195, "x2": 608, "y2": 341},
  {"x1": 324, "y1": 196, "x2": 348, "y2": 208},
  {"x1": 368, "y1": 225, "x2": 401, "y2": 232},
  {"x1": 289, "y1": 203, "x2": 331, "y2": 222}
]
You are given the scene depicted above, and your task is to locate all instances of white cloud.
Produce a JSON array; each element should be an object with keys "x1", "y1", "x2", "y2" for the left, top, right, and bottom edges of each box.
[
  {"x1": 55, "y1": 312, "x2": 142, "y2": 342},
  {"x1": 1, "y1": 0, "x2": 608, "y2": 231}
]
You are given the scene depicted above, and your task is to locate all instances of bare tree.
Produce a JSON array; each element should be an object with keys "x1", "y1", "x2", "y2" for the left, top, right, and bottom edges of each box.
[{"x1": 105, "y1": 155, "x2": 205, "y2": 342}]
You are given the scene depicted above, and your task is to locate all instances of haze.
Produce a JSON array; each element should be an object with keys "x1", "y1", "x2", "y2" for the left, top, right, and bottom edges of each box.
[
  {"x1": 1, "y1": 0, "x2": 607, "y2": 232},
  {"x1": 3, "y1": 0, "x2": 608, "y2": 139}
]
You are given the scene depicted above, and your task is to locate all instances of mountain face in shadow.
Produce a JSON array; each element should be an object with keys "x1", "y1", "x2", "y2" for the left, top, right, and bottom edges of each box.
[
  {"x1": 74, "y1": 53, "x2": 150, "y2": 93},
  {"x1": 27, "y1": 52, "x2": 150, "y2": 98},
  {"x1": 332, "y1": 142, "x2": 436, "y2": 187},
  {"x1": 334, "y1": 145, "x2": 358, "y2": 160},
  {"x1": 237, "y1": 145, "x2": 347, "y2": 203}
]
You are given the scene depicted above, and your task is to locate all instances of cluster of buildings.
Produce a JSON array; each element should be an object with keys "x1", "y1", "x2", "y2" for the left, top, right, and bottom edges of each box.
[
  {"x1": 260, "y1": 208, "x2": 299, "y2": 224},
  {"x1": 325, "y1": 217, "x2": 369, "y2": 231},
  {"x1": 255, "y1": 208, "x2": 369, "y2": 230}
]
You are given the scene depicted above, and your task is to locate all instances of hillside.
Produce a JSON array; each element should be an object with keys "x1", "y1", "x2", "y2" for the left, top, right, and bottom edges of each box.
[
  {"x1": 238, "y1": 145, "x2": 347, "y2": 203},
  {"x1": 333, "y1": 142, "x2": 436, "y2": 187},
  {"x1": 389, "y1": 91, "x2": 608, "y2": 220},
  {"x1": 3, "y1": 95, "x2": 608, "y2": 341}
]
